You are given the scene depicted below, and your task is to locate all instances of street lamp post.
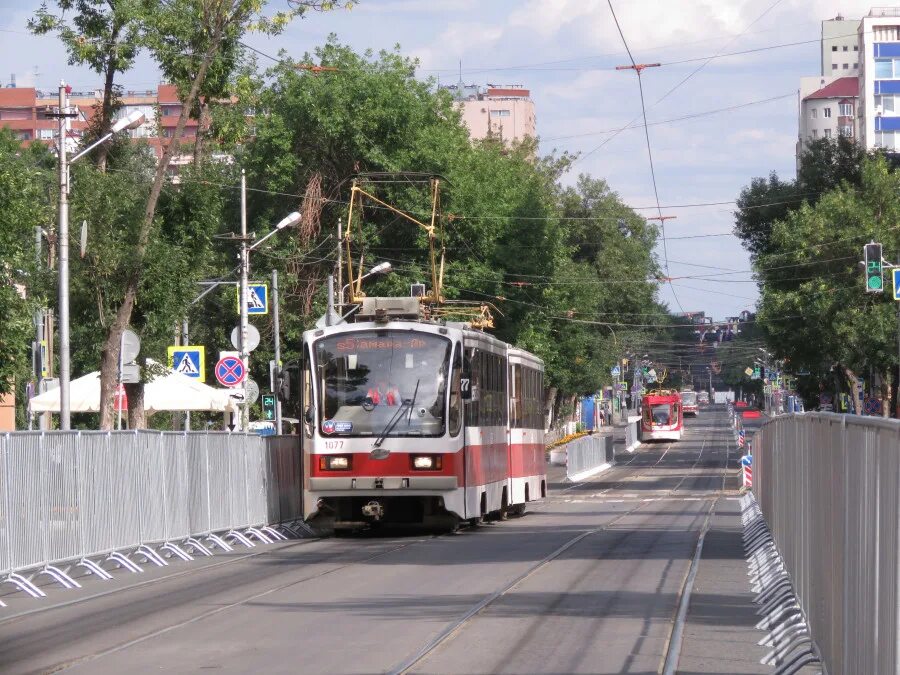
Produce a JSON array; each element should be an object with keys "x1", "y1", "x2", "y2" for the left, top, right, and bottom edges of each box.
[
  {"x1": 55, "y1": 81, "x2": 144, "y2": 430},
  {"x1": 236, "y1": 172, "x2": 300, "y2": 432}
]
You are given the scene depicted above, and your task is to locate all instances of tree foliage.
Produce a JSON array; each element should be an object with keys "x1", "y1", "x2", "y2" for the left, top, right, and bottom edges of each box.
[
  {"x1": 752, "y1": 156, "x2": 899, "y2": 413},
  {"x1": 0, "y1": 36, "x2": 667, "y2": 429}
]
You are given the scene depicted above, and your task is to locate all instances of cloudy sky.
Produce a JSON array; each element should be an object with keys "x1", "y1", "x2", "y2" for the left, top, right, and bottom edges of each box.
[{"x1": 0, "y1": 0, "x2": 880, "y2": 318}]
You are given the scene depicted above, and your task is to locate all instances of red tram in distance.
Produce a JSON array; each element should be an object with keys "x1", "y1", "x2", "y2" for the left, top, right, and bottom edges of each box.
[
  {"x1": 641, "y1": 390, "x2": 684, "y2": 442},
  {"x1": 298, "y1": 297, "x2": 546, "y2": 529}
]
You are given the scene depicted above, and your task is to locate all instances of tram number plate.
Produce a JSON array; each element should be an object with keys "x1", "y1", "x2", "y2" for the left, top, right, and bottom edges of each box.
[
  {"x1": 460, "y1": 378, "x2": 472, "y2": 400},
  {"x1": 324, "y1": 440, "x2": 345, "y2": 450}
]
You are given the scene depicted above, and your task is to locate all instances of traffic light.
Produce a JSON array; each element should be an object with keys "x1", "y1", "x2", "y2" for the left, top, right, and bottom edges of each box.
[
  {"x1": 865, "y1": 242, "x2": 884, "y2": 293},
  {"x1": 262, "y1": 394, "x2": 276, "y2": 421}
]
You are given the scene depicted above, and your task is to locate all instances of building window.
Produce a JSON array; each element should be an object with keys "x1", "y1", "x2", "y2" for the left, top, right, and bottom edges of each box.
[
  {"x1": 490, "y1": 109, "x2": 511, "y2": 117},
  {"x1": 843, "y1": 63, "x2": 849, "y2": 69},
  {"x1": 839, "y1": 103, "x2": 853, "y2": 116},
  {"x1": 876, "y1": 95, "x2": 896, "y2": 113},
  {"x1": 843, "y1": 45, "x2": 849, "y2": 51},
  {"x1": 812, "y1": 129, "x2": 818, "y2": 139},
  {"x1": 840, "y1": 125, "x2": 853, "y2": 137},
  {"x1": 825, "y1": 128, "x2": 832, "y2": 138},
  {"x1": 832, "y1": 45, "x2": 838, "y2": 52},
  {"x1": 811, "y1": 108, "x2": 817, "y2": 119},
  {"x1": 876, "y1": 59, "x2": 894, "y2": 78},
  {"x1": 854, "y1": 63, "x2": 859, "y2": 69},
  {"x1": 832, "y1": 64, "x2": 838, "y2": 70},
  {"x1": 38, "y1": 128, "x2": 54, "y2": 140},
  {"x1": 854, "y1": 45, "x2": 859, "y2": 51},
  {"x1": 876, "y1": 130, "x2": 896, "y2": 149},
  {"x1": 824, "y1": 107, "x2": 832, "y2": 118}
]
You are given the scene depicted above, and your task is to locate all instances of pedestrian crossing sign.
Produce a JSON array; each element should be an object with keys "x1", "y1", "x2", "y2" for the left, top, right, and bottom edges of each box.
[
  {"x1": 167, "y1": 345, "x2": 206, "y2": 382},
  {"x1": 236, "y1": 283, "x2": 269, "y2": 315}
]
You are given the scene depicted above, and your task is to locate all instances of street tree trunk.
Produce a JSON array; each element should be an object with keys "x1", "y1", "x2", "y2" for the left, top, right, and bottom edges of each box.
[
  {"x1": 94, "y1": 25, "x2": 120, "y2": 173},
  {"x1": 98, "y1": 41, "x2": 220, "y2": 429},
  {"x1": 543, "y1": 386, "x2": 557, "y2": 431},
  {"x1": 124, "y1": 380, "x2": 146, "y2": 429}
]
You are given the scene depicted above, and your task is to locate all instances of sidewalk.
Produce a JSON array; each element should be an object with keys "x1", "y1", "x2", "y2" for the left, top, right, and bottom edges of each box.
[{"x1": 676, "y1": 495, "x2": 772, "y2": 674}]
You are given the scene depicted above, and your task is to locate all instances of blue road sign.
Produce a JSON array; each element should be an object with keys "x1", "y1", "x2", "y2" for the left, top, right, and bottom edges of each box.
[
  {"x1": 215, "y1": 356, "x2": 246, "y2": 387},
  {"x1": 893, "y1": 268, "x2": 900, "y2": 301},
  {"x1": 237, "y1": 283, "x2": 269, "y2": 315},
  {"x1": 611, "y1": 366, "x2": 621, "y2": 377},
  {"x1": 167, "y1": 345, "x2": 206, "y2": 382}
]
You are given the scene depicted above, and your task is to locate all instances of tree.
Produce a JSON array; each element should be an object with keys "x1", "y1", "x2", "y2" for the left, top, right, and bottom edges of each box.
[
  {"x1": 755, "y1": 156, "x2": 900, "y2": 416},
  {"x1": 734, "y1": 138, "x2": 868, "y2": 262},
  {"x1": 0, "y1": 131, "x2": 55, "y2": 398},
  {"x1": 30, "y1": 0, "x2": 145, "y2": 170},
  {"x1": 90, "y1": 0, "x2": 349, "y2": 428}
]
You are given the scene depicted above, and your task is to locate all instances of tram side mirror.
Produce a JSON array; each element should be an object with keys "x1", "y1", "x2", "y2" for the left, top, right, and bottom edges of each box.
[
  {"x1": 304, "y1": 407, "x2": 314, "y2": 425},
  {"x1": 460, "y1": 365, "x2": 473, "y2": 401}
]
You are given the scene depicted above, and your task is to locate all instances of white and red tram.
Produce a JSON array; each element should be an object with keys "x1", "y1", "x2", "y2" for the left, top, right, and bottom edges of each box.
[{"x1": 298, "y1": 298, "x2": 546, "y2": 528}]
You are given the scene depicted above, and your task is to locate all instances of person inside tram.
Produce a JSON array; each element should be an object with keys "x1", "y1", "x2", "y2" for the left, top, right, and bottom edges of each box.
[{"x1": 367, "y1": 379, "x2": 401, "y2": 406}]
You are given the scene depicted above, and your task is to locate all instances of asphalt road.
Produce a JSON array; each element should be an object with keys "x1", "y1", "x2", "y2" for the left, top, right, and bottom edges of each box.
[{"x1": 0, "y1": 407, "x2": 747, "y2": 675}]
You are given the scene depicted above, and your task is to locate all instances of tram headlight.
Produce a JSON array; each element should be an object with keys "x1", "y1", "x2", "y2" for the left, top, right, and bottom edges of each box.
[
  {"x1": 320, "y1": 455, "x2": 352, "y2": 471},
  {"x1": 411, "y1": 454, "x2": 442, "y2": 470}
]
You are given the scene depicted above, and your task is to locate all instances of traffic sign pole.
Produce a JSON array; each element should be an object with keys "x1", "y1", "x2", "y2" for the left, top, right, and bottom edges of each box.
[
  {"x1": 240, "y1": 169, "x2": 249, "y2": 433},
  {"x1": 273, "y1": 269, "x2": 282, "y2": 434}
]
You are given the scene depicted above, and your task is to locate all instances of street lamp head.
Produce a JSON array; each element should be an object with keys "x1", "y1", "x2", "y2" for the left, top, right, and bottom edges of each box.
[
  {"x1": 275, "y1": 211, "x2": 302, "y2": 230},
  {"x1": 111, "y1": 109, "x2": 146, "y2": 133},
  {"x1": 370, "y1": 262, "x2": 392, "y2": 275}
]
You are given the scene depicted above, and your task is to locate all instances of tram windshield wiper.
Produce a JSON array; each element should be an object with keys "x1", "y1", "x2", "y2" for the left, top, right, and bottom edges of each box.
[{"x1": 372, "y1": 379, "x2": 420, "y2": 449}]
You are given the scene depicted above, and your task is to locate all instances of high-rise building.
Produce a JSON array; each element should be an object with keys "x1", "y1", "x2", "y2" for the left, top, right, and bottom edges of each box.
[
  {"x1": 822, "y1": 15, "x2": 862, "y2": 76},
  {"x1": 442, "y1": 83, "x2": 536, "y2": 143},
  {"x1": 796, "y1": 15, "x2": 862, "y2": 165},
  {"x1": 858, "y1": 7, "x2": 900, "y2": 151}
]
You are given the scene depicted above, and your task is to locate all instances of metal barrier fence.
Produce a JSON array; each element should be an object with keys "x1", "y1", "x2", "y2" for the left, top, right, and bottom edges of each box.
[
  {"x1": 565, "y1": 433, "x2": 614, "y2": 481},
  {"x1": 754, "y1": 413, "x2": 900, "y2": 675},
  {"x1": 0, "y1": 431, "x2": 303, "y2": 600}
]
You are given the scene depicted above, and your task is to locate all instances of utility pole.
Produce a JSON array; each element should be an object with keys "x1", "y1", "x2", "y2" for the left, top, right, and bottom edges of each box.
[
  {"x1": 336, "y1": 217, "x2": 343, "y2": 308},
  {"x1": 272, "y1": 269, "x2": 282, "y2": 434},
  {"x1": 239, "y1": 169, "x2": 249, "y2": 433},
  {"x1": 57, "y1": 81, "x2": 71, "y2": 430}
]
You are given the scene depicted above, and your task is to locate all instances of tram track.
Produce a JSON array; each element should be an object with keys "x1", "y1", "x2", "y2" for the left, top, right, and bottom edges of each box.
[{"x1": 394, "y1": 414, "x2": 733, "y2": 675}]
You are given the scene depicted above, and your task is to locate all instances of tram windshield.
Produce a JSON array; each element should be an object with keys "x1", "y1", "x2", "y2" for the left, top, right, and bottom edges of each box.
[
  {"x1": 680, "y1": 391, "x2": 697, "y2": 406},
  {"x1": 313, "y1": 331, "x2": 452, "y2": 437},
  {"x1": 650, "y1": 404, "x2": 673, "y2": 426}
]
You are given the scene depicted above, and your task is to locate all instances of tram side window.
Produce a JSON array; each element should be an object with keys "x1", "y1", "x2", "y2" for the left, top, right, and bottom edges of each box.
[
  {"x1": 449, "y1": 345, "x2": 462, "y2": 436},
  {"x1": 464, "y1": 349, "x2": 508, "y2": 427},
  {"x1": 464, "y1": 348, "x2": 480, "y2": 425},
  {"x1": 509, "y1": 364, "x2": 520, "y2": 428}
]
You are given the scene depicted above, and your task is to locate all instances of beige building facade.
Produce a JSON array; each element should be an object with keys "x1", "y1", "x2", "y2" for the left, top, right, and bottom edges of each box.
[{"x1": 444, "y1": 84, "x2": 536, "y2": 143}]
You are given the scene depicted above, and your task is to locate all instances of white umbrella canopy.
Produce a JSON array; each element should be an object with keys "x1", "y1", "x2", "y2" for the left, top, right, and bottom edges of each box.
[{"x1": 30, "y1": 361, "x2": 240, "y2": 414}]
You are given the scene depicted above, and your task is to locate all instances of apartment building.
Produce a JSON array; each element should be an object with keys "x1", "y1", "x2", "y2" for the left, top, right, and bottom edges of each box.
[
  {"x1": 0, "y1": 84, "x2": 202, "y2": 156},
  {"x1": 797, "y1": 16, "x2": 862, "y2": 165},
  {"x1": 441, "y1": 83, "x2": 536, "y2": 143},
  {"x1": 822, "y1": 15, "x2": 862, "y2": 76},
  {"x1": 858, "y1": 7, "x2": 900, "y2": 151}
]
